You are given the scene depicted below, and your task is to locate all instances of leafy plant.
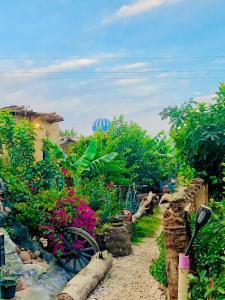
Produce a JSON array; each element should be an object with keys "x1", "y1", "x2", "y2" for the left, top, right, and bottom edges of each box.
[
  {"x1": 72, "y1": 117, "x2": 178, "y2": 189},
  {"x1": 160, "y1": 83, "x2": 225, "y2": 198},
  {"x1": 46, "y1": 139, "x2": 117, "y2": 187},
  {"x1": 60, "y1": 128, "x2": 78, "y2": 137},
  {"x1": 189, "y1": 199, "x2": 225, "y2": 299},
  {"x1": 40, "y1": 190, "x2": 97, "y2": 257},
  {"x1": 149, "y1": 232, "x2": 167, "y2": 286},
  {"x1": 79, "y1": 177, "x2": 123, "y2": 219}
]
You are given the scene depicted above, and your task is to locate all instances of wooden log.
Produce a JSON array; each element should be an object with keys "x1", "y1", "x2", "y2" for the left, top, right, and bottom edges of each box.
[
  {"x1": 56, "y1": 251, "x2": 113, "y2": 300},
  {"x1": 132, "y1": 191, "x2": 155, "y2": 222}
]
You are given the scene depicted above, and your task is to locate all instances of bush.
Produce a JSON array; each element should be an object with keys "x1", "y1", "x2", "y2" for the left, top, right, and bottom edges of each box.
[
  {"x1": 79, "y1": 177, "x2": 123, "y2": 221},
  {"x1": 40, "y1": 189, "x2": 97, "y2": 257},
  {"x1": 149, "y1": 232, "x2": 167, "y2": 286},
  {"x1": 189, "y1": 200, "x2": 225, "y2": 300}
]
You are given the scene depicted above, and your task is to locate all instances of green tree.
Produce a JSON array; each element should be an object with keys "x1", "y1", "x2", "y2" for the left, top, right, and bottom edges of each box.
[
  {"x1": 72, "y1": 116, "x2": 177, "y2": 188},
  {"x1": 160, "y1": 83, "x2": 225, "y2": 197},
  {"x1": 60, "y1": 128, "x2": 78, "y2": 137}
]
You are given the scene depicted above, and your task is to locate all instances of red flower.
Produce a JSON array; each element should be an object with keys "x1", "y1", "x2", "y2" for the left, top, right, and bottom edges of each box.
[
  {"x1": 107, "y1": 182, "x2": 114, "y2": 189},
  {"x1": 61, "y1": 168, "x2": 68, "y2": 176}
]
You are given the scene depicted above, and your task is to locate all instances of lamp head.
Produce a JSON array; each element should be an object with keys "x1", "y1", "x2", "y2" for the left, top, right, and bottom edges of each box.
[{"x1": 195, "y1": 205, "x2": 212, "y2": 231}]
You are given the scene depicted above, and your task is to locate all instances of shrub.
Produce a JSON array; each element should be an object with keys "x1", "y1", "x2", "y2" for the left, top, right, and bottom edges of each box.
[
  {"x1": 79, "y1": 177, "x2": 123, "y2": 221},
  {"x1": 40, "y1": 190, "x2": 97, "y2": 257},
  {"x1": 189, "y1": 200, "x2": 225, "y2": 300},
  {"x1": 149, "y1": 232, "x2": 167, "y2": 286}
]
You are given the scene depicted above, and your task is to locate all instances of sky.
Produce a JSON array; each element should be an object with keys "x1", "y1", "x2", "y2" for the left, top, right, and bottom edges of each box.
[{"x1": 0, "y1": 0, "x2": 225, "y2": 135}]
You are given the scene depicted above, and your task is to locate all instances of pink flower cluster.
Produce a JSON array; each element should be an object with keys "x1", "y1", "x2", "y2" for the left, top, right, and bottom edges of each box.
[
  {"x1": 27, "y1": 182, "x2": 36, "y2": 192},
  {"x1": 39, "y1": 189, "x2": 97, "y2": 257}
]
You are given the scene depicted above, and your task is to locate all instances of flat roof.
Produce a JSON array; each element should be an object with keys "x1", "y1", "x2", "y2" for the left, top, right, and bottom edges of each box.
[{"x1": 1, "y1": 105, "x2": 64, "y2": 123}]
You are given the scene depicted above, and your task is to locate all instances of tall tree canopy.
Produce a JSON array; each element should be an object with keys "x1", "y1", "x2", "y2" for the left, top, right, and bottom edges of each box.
[{"x1": 160, "y1": 83, "x2": 225, "y2": 197}]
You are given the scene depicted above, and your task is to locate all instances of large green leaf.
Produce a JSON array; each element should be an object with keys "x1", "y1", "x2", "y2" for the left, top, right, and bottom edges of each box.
[
  {"x1": 89, "y1": 152, "x2": 118, "y2": 171},
  {"x1": 99, "y1": 152, "x2": 118, "y2": 162},
  {"x1": 79, "y1": 140, "x2": 97, "y2": 161}
]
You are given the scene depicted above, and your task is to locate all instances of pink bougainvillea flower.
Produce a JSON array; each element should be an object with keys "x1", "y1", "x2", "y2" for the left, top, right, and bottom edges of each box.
[
  {"x1": 39, "y1": 189, "x2": 97, "y2": 258},
  {"x1": 61, "y1": 167, "x2": 68, "y2": 176},
  {"x1": 68, "y1": 189, "x2": 75, "y2": 197},
  {"x1": 38, "y1": 225, "x2": 55, "y2": 231}
]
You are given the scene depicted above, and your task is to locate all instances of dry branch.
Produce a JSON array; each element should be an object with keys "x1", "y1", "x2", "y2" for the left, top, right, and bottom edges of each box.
[{"x1": 132, "y1": 191, "x2": 155, "y2": 222}]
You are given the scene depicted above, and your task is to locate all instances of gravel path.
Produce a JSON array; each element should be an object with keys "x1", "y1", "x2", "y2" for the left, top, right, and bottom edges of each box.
[{"x1": 87, "y1": 230, "x2": 165, "y2": 300}]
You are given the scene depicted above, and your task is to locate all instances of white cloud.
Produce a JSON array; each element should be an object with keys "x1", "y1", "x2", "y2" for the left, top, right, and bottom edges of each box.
[
  {"x1": 112, "y1": 62, "x2": 149, "y2": 72},
  {"x1": 103, "y1": 0, "x2": 179, "y2": 24},
  {"x1": 114, "y1": 78, "x2": 148, "y2": 86},
  {"x1": 3, "y1": 58, "x2": 98, "y2": 80}
]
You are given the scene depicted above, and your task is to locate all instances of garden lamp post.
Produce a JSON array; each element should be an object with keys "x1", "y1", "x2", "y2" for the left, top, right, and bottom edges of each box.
[{"x1": 178, "y1": 205, "x2": 212, "y2": 300}]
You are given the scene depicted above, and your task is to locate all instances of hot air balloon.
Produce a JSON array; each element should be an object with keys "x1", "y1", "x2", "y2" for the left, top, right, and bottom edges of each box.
[{"x1": 92, "y1": 118, "x2": 111, "y2": 133}]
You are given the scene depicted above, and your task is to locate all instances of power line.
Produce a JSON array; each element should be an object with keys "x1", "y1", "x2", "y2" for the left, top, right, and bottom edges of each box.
[
  {"x1": 0, "y1": 55, "x2": 224, "y2": 60},
  {"x1": 1, "y1": 69, "x2": 225, "y2": 74},
  {"x1": 0, "y1": 76, "x2": 223, "y2": 80}
]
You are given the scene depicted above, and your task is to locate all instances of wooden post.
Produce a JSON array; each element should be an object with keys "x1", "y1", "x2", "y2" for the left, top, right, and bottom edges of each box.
[
  {"x1": 161, "y1": 178, "x2": 206, "y2": 300},
  {"x1": 163, "y1": 201, "x2": 190, "y2": 300}
]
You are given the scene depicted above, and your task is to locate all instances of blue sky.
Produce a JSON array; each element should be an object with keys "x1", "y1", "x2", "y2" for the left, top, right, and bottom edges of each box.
[{"x1": 0, "y1": 0, "x2": 225, "y2": 135}]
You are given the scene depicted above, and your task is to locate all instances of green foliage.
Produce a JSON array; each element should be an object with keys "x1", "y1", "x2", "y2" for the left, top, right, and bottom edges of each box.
[
  {"x1": 189, "y1": 200, "x2": 225, "y2": 300},
  {"x1": 160, "y1": 83, "x2": 225, "y2": 197},
  {"x1": 0, "y1": 111, "x2": 65, "y2": 230},
  {"x1": 107, "y1": 117, "x2": 174, "y2": 187},
  {"x1": 0, "y1": 110, "x2": 36, "y2": 202},
  {"x1": 79, "y1": 177, "x2": 123, "y2": 220},
  {"x1": 15, "y1": 189, "x2": 62, "y2": 231},
  {"x1": 149, "y1": 232, "x2": 167, "y2": 286},
  {"x1": 72, "y1": 117, "x2": 177, "y2": 189},
  {"x1": 60, "y1": 128, "x2": 78, "y2": 137},
  {"x1": 0, "y1": 110, "x2": 35, "y2": 175},
  {"x1": 131, "y1": 208, "x2": 161, "y2": 244},
  {"x1": 46, "y1": 139, "x2": 117, "y2": 187}
]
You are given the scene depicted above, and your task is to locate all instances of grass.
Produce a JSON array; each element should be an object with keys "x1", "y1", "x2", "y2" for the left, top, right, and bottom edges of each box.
[
  {"x1": 131, "y1": 207, "x2": 161, "y2": 244},
  {"x1": 149, "y1": 232, "x2": 167, "y2": 286}
]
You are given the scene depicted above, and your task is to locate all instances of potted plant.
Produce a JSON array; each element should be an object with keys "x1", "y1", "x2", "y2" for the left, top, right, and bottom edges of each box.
[{"x1": 0, "y1": 278, "x2": 17, "y2": 299}]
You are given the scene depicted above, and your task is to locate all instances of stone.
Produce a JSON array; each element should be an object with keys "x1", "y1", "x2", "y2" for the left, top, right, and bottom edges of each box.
[
  {"x1": 104, "y1": 225, "x2": 132, "y2": 257},
  {"x1": 7, "y1": 217, "x2": 54, "y2": 263},
  {"x1": 0, "y1": 211, "x2": 8, "y2": 226},
  {"x1": 19, "y1": 250, "x2": 32, "y2": 264},
  {"x1": 31, "y1": 250, "x2": 41, "y2": 260},
  {"x1": 16, "y1": 277, "x2": 26, "y2": 292},
  {"x1": 0, "y1": 200, "x2": 4, "y2": 212},
  {"x1": 22, "y1": 260, "x2": 48, "y2": 278},
  {"x1": 8, "y1": 217, "x2": 34, "y2": 250},
  {"x1": 0, "y1": 228, "x2": 23, "y2": 276},
  {"x1": 4, "y1": 206, "x2": 11, "y2": 213}
]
